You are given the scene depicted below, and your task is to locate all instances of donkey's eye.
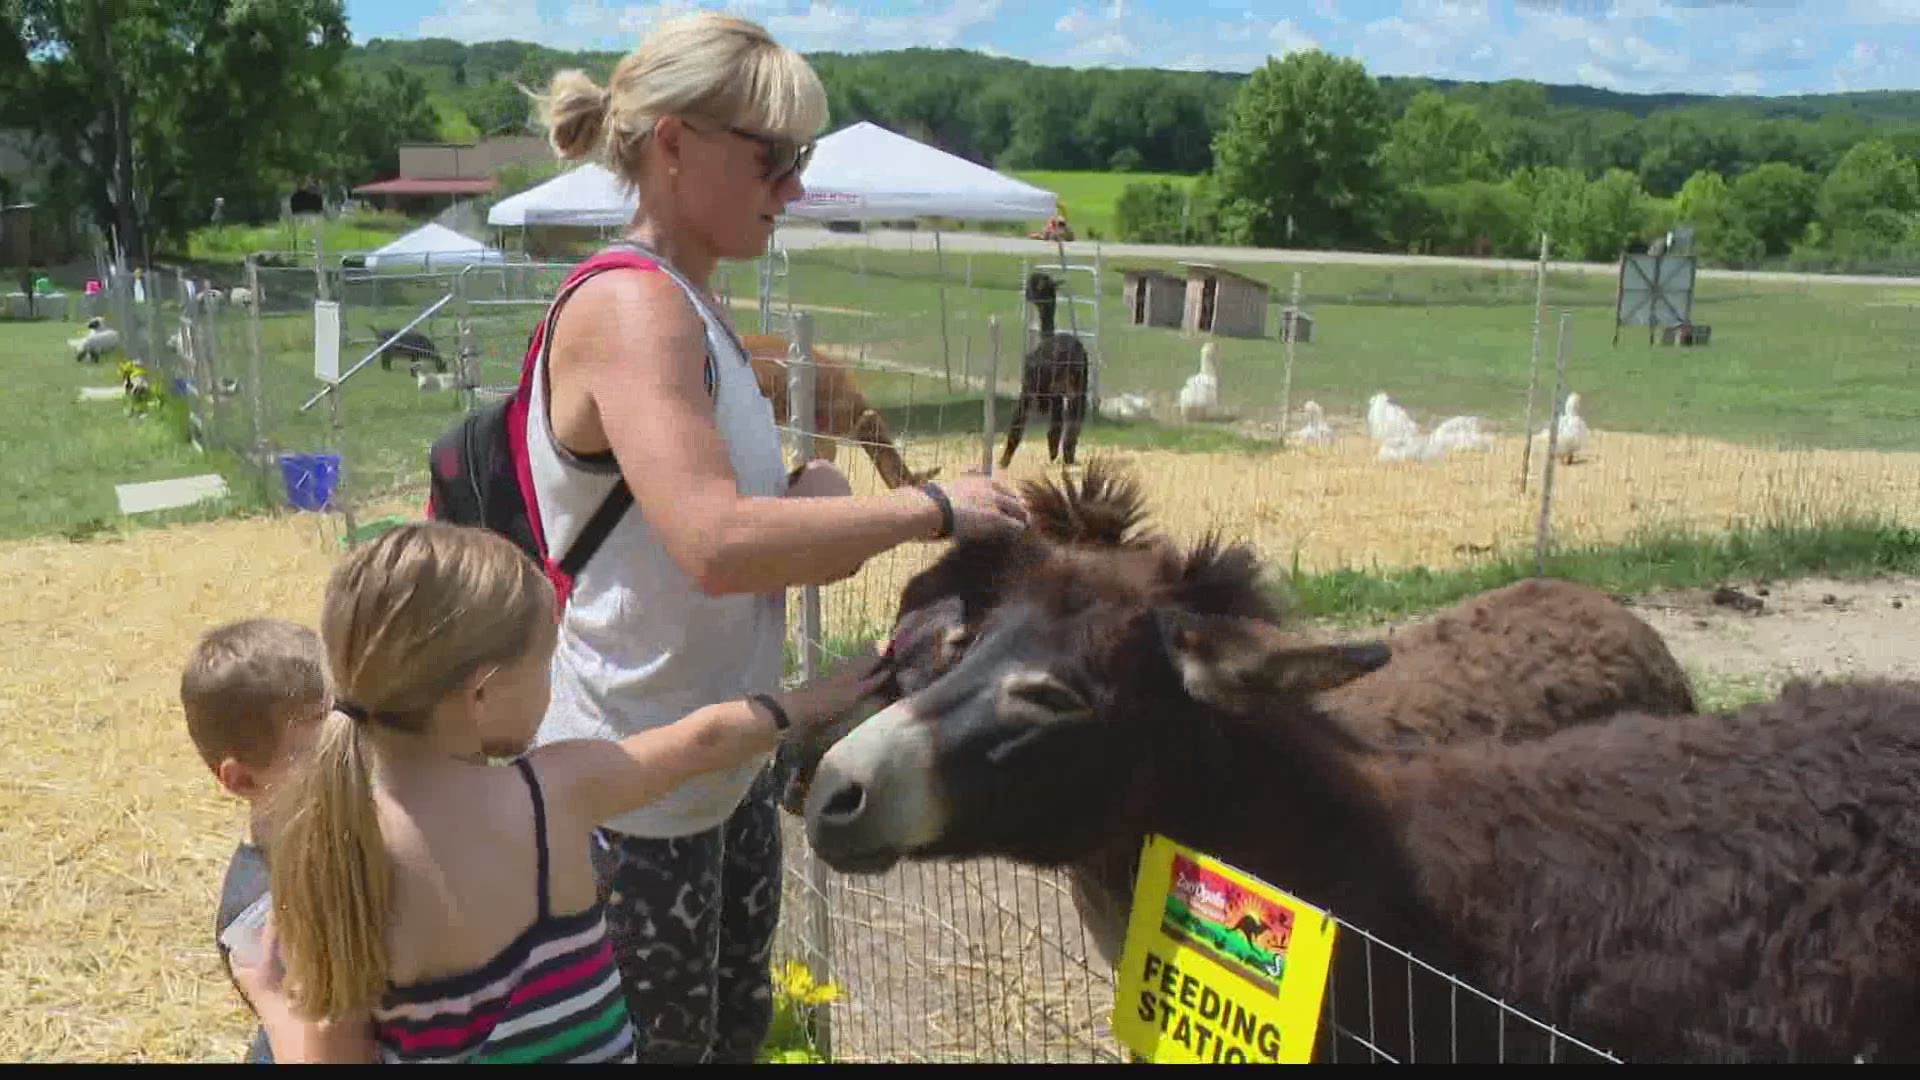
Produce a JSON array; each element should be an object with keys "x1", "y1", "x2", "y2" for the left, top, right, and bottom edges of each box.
[{"x1": 1003, "y1": 673, "x2": 1088, "y2": 716}]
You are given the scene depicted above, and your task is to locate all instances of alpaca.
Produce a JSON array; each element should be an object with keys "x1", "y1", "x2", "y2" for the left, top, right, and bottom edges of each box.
[
  {"x1": 1000, "y1": 271, "x2": 1090, "y2": 469},
  {"x1": 740, "y1": 333, "x2": 940, "y2": 490},
  {"x1": 799, "y1": 519, "x2": 1920, "y2": 1063}
]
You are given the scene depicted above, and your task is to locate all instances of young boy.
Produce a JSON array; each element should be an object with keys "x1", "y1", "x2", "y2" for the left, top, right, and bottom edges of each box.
[{"x1": 179, "y1": 617, "x2": 331, "y2": 1065}]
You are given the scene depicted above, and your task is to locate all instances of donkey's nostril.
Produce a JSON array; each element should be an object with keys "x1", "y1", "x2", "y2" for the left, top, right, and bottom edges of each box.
[{"x1": 821, "y1": 781, "x2": 866, "y2": 823}]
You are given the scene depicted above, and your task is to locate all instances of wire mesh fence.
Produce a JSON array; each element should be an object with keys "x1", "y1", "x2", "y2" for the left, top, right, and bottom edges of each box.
[{"x1": 90, "y1": 229, "x2": 1918, "y2": 1063}]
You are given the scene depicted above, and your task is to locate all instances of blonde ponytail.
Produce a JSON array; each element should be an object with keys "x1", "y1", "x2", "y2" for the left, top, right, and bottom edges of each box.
[
  {"x1": 263, "y1": 706, "x2": 391, "y2": 1021},
  {"x1": 539, "y1": 69, "x2": 611, "y2": 161}
]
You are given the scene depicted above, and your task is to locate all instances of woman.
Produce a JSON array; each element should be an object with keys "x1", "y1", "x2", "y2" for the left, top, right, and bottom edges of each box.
[{"x1": 525, "y1": 12, "x2": 1030, "y2": 1065}]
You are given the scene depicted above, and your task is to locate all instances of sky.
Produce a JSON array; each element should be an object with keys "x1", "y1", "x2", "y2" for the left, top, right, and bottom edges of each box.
[{"x1": 342, "y1": 1, "x2": 1920, "y2": 98}]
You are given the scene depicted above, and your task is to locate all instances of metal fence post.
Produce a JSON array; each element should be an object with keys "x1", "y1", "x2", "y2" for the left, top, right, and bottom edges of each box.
[
  {"x1": 1520, "y1": 232, "x2": 1550, "y2": 493},
  {"x1": 982, "y1": 314, "x2": 1001, "y2": 475},
  {"x1": 1534, "y1": 310, "x2": 1572, "y2": 578},
  {"x1": 786, "y1": 311, "x2": 834, "y2": 1061}
]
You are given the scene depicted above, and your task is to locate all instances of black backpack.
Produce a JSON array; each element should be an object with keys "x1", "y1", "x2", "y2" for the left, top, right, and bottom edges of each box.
[{"x1": 424, "y1": 247, "x2": 659, "y2": 607}]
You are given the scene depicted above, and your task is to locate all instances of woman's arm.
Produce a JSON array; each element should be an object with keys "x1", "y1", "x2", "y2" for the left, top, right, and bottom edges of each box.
[
  {"x1": 534, "y1": 651, "x2": 887, "y2": 828},
  {"x1": 546, "y1": 271, "x2": 1023, "y2": 597}
]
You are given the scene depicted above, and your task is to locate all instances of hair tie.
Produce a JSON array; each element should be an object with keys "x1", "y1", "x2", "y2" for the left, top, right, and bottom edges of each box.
[{"x1": 333, "y1": 698, "x2": 372, "y2": 724}]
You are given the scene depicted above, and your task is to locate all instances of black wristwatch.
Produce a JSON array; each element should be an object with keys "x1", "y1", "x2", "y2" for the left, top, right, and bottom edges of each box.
[{"x1": 919, "y1": 482, "x2": 955, "y2": 540}]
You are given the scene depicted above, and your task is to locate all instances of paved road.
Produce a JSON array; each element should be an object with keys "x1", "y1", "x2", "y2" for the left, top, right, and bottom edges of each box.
[{"x1": 772, "y1": 225, "x2": 1920, "y2": 289}]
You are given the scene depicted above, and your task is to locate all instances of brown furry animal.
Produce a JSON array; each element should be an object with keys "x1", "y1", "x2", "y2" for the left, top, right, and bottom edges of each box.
[
  {"x1": 742, "y1": 332, "x2": 939, "y2": 490},
  {"x1": 779, "y1": 460, "x2": 1700, "y2": 977},
  {"x1": 797, "y1": 514, "x2": 1920, "y2": 1063}
]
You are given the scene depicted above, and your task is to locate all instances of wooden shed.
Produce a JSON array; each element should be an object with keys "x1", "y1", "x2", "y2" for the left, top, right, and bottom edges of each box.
[
  {"x1": 1180, "y1": 262, "x2": 1270, "y2": 339},
  {"x1": 1121, "y1": 268, "x2": 1184, "y2": 329}
]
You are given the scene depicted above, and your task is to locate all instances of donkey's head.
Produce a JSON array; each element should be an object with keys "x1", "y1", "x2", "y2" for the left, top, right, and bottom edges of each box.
[
  {"x1": 777, "y1": 460, "x2": 1183, "y2": 815},
  {"x1": 800, "y1": 534, "x2": 1390, "y2": 873}
]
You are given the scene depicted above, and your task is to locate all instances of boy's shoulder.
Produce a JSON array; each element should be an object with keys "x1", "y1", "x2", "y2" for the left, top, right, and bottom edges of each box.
[{"x1": 215, "y1": 839, "x2": 269, "y2": 939}]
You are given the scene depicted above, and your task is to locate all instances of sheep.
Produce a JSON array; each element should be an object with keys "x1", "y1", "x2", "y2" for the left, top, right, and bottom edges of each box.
[
  {"x1": 69, "y1": 317, "x2": 121, "y2": 363},
  {"x1": 410, "y1": 359, "x2": 458, "y2": 393},
  {"x1": 1176, "y1": 340, "x2": 1221, "y2": 422}
]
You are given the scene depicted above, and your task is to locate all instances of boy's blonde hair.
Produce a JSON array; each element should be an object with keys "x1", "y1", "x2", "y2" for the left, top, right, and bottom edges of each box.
[
  {"x1": 180, "y1": 618, "x2": 329, "y2": 773},
  {"x1": 536, "y1": 11, "x2": 828, "y2": 187},
  {"x1": 266, "y1": 522, "x2": 555, "y2": 1021}
]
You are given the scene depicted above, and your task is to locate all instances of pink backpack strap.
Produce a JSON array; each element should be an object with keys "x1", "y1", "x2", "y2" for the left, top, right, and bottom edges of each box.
[{"x1": 507, "y1": 248, "x2": 662, "y2": 573}]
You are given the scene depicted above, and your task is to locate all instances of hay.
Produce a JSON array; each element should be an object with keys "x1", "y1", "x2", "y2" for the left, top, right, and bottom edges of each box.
[
  {"x1": 0, "y1": 513, "x2": 344, "y2": 1061},
  {"x1": 10, "y1": 422, "x2": 1920, "y2": 1061},
  {"x1": 806, "y1": 427, "x2": 1920, "y2": 637}
]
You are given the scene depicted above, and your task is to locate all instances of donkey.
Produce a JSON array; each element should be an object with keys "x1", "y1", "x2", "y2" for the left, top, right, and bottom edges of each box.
[
  {"x1": 778, "y1": 460, "x2": 1701, "y2": 972},
  {"x1": 999, "y1": 271, "x2": 1090, "y2": 470},
  {"x1": 798, "y1": 527, "x2": 1920, "y2": 1063}
]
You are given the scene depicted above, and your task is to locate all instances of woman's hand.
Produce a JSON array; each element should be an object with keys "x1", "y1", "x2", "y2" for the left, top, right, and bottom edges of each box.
[{"x1": 926, "y1": 471, "x2": 1029, "y2": 542}]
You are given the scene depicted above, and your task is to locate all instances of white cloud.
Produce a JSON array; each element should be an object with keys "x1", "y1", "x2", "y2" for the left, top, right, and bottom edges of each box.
[
  {"x1": 415, "y1": 1, "x2": 1000, "y2": 53},
  {"x1": 1270, "y1": 19, "x2": 1322, "y2": 57},
  {"x1": 1351, "y1": 0, "x2": 1793, "y2": 95},
  {"x1": 1830, "y1": 37, "x2": 1919, "y2": 91}
]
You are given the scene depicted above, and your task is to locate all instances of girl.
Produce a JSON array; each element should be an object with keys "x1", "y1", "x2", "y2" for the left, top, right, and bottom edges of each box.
[{"x1": 231, "y1": 521, "x2": 884, "y2": 1063}]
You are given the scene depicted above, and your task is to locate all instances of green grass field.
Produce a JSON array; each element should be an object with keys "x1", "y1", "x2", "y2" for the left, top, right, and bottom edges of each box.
[{"x1": 1010, "y1": 170, "x2": 1201, "y2": 240}]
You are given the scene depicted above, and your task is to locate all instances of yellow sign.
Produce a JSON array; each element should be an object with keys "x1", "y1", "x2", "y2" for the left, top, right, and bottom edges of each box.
[{"x1": 1110, "y1": 834, "x2": 1337, "y2": 1064}]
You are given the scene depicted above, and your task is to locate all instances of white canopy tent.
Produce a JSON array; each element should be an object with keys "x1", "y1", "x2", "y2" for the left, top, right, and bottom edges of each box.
[
  {"x1": 485, "y1": 163, "x2": 636, "y2": 228},
  {"x1": 363, "y1": 221, "x2": 507, "y2": 269},
  {"x1": 780, "y1": 120, "x2": 1058, "y2": 223}
]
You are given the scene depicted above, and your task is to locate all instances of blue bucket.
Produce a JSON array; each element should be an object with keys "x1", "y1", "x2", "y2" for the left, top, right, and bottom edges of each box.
[{"x1": 279, "y1": 452, "x2": 341, "y2": 512}]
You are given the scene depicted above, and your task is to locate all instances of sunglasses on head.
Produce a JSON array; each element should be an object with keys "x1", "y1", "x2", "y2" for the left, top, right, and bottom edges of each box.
[{"x1": 690, "y1": 122, "x2": 814, "y2": 184}]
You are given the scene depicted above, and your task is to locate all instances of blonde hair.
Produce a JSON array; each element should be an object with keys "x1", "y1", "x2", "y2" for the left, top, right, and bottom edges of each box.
[
  {"x1": 266, "y1": 522, "x2": 555, "y2": 1020},
  {"x1": 180, "y1": 617, "x2": 329, "y2": 773},
  {"x1": 536, "y1": 11, "x2": 828, "y2": 184}
]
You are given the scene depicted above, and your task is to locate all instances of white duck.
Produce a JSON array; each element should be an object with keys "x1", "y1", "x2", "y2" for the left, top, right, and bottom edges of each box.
[
  {"x1": 1366, "y1": 391, "x2": 1417, "y2": 443},
  {"x1": 1177, "y1": 341, "x2": 1221, "y2": 422},
  {"x1": 1427, "y1": 414, "x2": 1495, "y2": 454},
  {"x1": 1292, "y1": 400, "x2": 1335, "y2": 446},
  {"x1": 1536, "y1": 392, "x2": 1590, "y2": 464},
  {"x1": 1101, "y1": 392, "x2": 1153, "y2": 421}
]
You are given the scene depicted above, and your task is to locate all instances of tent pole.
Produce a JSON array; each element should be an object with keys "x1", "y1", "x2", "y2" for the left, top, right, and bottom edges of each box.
[{"x1": 935, "y1": 229, "x2": 952, "y2": 392}]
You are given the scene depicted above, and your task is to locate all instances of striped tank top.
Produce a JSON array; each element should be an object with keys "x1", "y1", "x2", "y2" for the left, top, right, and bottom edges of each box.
[{"x1": 371, "y1": 758, "x2": 637, "y2": 1063}]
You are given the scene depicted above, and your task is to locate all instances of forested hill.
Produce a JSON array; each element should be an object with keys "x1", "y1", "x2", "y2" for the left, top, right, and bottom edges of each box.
[{"x1": 351, "y1": 37, "x2": 1920, "y2": 190}]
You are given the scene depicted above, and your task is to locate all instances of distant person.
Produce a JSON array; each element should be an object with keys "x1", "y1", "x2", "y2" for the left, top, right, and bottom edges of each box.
[{"x1": 525, "y1": 10, "x2": 1029, "y2": 1063}]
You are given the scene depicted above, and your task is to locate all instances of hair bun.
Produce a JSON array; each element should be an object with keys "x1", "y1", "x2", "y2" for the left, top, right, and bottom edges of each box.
[{"x1": 543, "y1": 70, "x2": 612, "y2": 161}]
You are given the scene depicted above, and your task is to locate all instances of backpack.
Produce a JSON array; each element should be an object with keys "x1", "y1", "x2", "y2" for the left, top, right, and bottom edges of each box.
[{"x1": 425, "y1": 247, "x2": 662, "y2": 610}]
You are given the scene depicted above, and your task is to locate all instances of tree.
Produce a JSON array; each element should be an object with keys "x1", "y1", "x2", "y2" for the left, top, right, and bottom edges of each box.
[
  {"x1": 7, "y1": 0, "x2": 352, "y2": 262},
  {"x1": 1114, "y1": 180, "x2": 1189, "y2": 243},
  {"x1": 1211, "y1": 50, "x2": 1390, "y2": 248},
  {"x1": 1673, "y1": 169, "x2": 1762, "y2": 266},
  {"x1": 1815, "y1": 139, "x2": 1919, "y2": 258},
  {"x1": 1727, "y1": 161, "x2": 1817, "y2": 256},
  {"x1": 1380, "y1": 91, "x2": 1498, "y2": 188}
]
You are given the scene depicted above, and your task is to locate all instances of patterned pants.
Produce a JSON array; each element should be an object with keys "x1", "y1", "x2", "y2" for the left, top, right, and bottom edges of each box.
[{"x1": 589, "y1": 764, "x2": 785, "y2": 1064}]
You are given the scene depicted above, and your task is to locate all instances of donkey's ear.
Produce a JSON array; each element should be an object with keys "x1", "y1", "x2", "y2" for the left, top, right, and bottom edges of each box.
[{"x1": 1156, "y1": 609, "x2": 1390, "y2": 710}]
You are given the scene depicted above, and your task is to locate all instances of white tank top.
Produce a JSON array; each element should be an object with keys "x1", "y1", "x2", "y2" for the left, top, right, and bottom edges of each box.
[{"x1": 526, "y1": 242, "x2": 790, "y2": 838}]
